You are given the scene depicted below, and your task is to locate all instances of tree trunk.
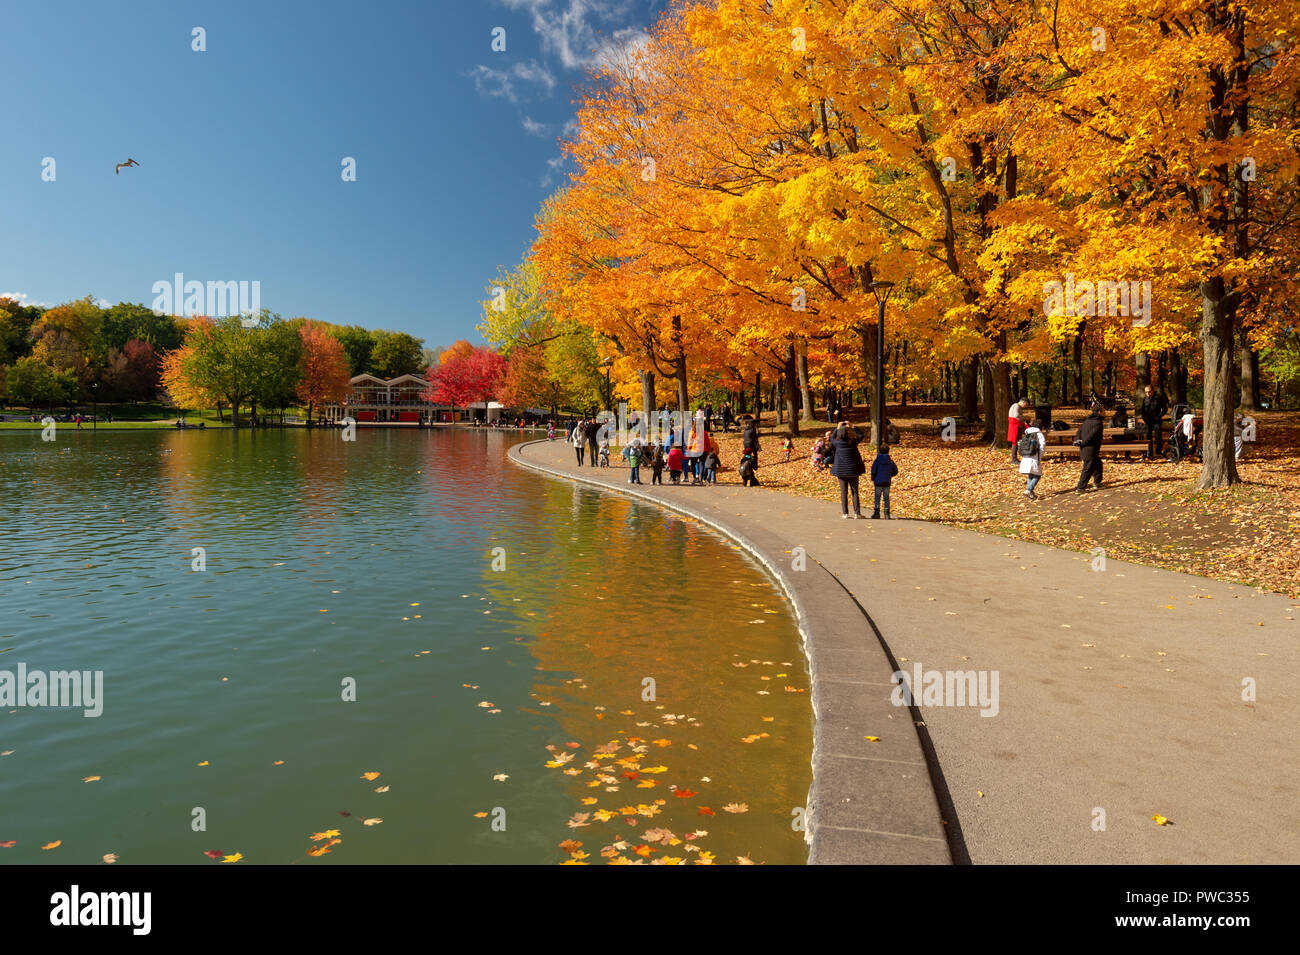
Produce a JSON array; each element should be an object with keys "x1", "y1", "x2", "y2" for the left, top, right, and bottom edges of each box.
[
  {"x1": 980, "y1": 360, "x2": 995, "y2": 440},
  {"x1": 960, "y1": 358, "x2": 979, "y2": 424},
  {"x1": 781, "y1": 349, "x2": 798, "y2": 435},
  {"x1": 753, "y1": 372, "x2": 761, "y2": 422},
  {"x1": 1239, "y1": 330, "x2": 1261, "y2": 410},
  {"x1": 1198, "y1": 281, "x2": 1240, "y2": 488},
  {"x1": 1135, "y1": 351, "x2": 1151, "y2": 393},
  {"x1": 1171, "y1": 348, "x2": 1189, "y2": 406},
  {"x1": 990, "y1": 353, "x2": 1012, "y2": 449},
  {"x1": 1071, "y1": 328, "x2": 1084, "y2": 404},
  {"x1": 796, "y1": 339, "x2": 814, "y2": 422},
  {"x1": 639, "y1": 370, "x2": 655, "y2": 420}
]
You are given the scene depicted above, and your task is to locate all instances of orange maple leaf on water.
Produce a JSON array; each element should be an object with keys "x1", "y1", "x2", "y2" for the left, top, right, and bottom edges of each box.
[
  {"x1": 674, "y1": 788, "x2": 697, "y2": 798},
  {"x1": 698, "y1": 806, "x2": 716, "y2": 816},
  {"x1": 310, "y1": 830, "x2": 341, "y2": 841},
  {"x1": 306, "y1": 845, "x2": 333, "y2": 857},
  {"x1": 473, "y1": 812, "x2": 488, "y2": 818},
  {"x1": 360, "y1": 771, "x2": 381, "y2": 781},
  {"x1": 632, "y1": 844, "x2": 655, "y2": 857},
  {"x1": 41, "y1": 840, "x2": 61, "y2": 850},
  {"x1": 558, "y1": 839, "x2": 583, "y2": 853}
]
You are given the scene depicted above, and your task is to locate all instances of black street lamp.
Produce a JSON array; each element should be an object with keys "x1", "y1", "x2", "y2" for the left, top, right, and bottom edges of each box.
[
  {"x1": 868, "y1": 280, "x2": 895, "y2": 452},
  {"x1": 601, "y1": 357, "x2": 614, "y2": 411},
  {"x1": 91, "y1": 382, "x2": 98, "y2": 431}
]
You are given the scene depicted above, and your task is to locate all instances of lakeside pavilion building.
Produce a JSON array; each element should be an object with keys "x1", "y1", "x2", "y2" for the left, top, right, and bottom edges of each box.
[{"x1": 323, "y1": 374, "x2": 462, "y2": 425}]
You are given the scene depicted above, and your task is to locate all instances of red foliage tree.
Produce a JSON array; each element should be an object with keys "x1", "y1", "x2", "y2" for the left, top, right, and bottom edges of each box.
[{"x1": 426, "y1": 343, "x2": 507, "y2": 418}]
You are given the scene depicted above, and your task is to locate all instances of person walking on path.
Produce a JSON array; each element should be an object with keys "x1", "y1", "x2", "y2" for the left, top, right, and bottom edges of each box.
[
  {"x1": 829, "y1": 422, "x2": 866, "y2": 519},
  {"x1": 570, "y1": 419, "x2": 586, "y2": 466},
  {"x1": 721, "y1": 403, "x2": 734, "y2": 433},
  {"x1": 1140, "y1": 384, "x2": 1168, "y2": 459},
  {"x1": 686, "y1": 417, "x2": 707, "y2": 484},
  {"x1": 870, "y1": 444, "x2": 899, "y2": 518},
  {"x1": 585, "y1": 418, "x2": 601, "y2": 467},
  {"x1": 1018, "y1": 419, "x2": 1047, "y2": 499},
  {"x1": 741, "y1": 419, "x2": 761, "y2": 469},
  {"x1": 1074, "y1": 403, "x2": 1105, "y2": 492},
  {"x1": 1007, "y1": 399, "x2": 1029, "y2": 462},
  {"x1": 627, "y1": 441, "x2": 644, "y2": 484}
]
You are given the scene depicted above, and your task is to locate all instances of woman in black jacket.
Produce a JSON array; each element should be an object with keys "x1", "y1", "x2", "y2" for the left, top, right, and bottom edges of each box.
[{"x1": 829, "y1": 422, "x2": 866, "y2": 518}]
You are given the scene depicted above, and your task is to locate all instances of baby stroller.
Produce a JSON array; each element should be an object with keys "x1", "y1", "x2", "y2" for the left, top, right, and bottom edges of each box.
[{"x1": 1167, "y1": 404, "x2": 1201, "y2": 462}]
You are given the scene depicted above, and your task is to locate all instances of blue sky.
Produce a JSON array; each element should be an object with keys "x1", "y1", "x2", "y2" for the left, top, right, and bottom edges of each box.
[{"x1": 1, "y1": 0, "x2": 669, "y2": 347}]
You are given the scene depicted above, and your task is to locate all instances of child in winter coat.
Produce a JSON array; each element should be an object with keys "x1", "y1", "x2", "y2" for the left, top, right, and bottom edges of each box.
[
  {"x1": 651, "y1": 448, "x2": 666, "y2": 484},
  {"x1": 704, "y1": 450, "x2": 720, "y2": 484},
  {"x1": 738, "y1": 449, "x2": 760, "y2": 487},
  {"x1": 870, "y1": 445, "x2": 899, "y2": 518},
  {"x1": 667, "y1": 445, "x2": 685, "y2": 483}
]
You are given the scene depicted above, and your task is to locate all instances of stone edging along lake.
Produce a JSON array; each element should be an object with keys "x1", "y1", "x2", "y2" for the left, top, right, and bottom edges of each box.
[{"x1": 509, "y1": 439, "x2": 951, "y2": 865}]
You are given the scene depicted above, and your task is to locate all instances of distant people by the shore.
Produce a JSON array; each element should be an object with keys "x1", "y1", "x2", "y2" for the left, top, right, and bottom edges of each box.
[{"x1": 1074, "y1": 402, "x2": 1105, "y2": 492}]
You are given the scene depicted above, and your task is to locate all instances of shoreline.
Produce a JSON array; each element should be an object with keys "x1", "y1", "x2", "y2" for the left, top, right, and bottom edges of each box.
[{"x1": 508, "y1": 438, "x2": 954, "y2": 865}]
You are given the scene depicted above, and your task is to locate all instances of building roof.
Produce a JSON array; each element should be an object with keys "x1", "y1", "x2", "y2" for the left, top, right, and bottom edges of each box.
[{"x1": 349, "y1": 374, "x2": 430, "y2": 386}]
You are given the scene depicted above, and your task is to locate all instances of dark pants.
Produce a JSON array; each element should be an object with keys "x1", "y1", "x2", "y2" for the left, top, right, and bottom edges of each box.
[
  {"x1": 630, "y1": 465, "x2": 641, "y2": 483},
  {"x1": 587, "y1": 441, "x2": 598, "y2": 466},
  {"x1": 652, "y1": 467, "x2": 663, "y2": 484},
  {"x1": 839, "y1": 475, "x2": 860, "y2": 515},
  {"x1": 1144, "y1": 419, "x2": 1163, "y2": 457},
  {"x1": 874, "y1": 484, "x2": 891, "y2": 515},
  {"x1": 575, "y1": 446, "x2": 584, "y2": 465},
  {"x1": 1076, "y1": 447, "x2": 1103, "y2": 490}
]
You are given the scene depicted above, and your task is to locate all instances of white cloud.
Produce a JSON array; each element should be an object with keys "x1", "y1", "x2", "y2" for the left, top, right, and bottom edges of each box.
[
  {"x1": 540, "y1": 154, "x2": 569, "y2": 188},
  {"x1": 499, "y1": 0, "x2": 645, "y2": 71},
  {"x1": 467, "y1": 59, "x2": 557, "y2": 102},
  {"x1": 0, "y1": 292, "x2": 52, "y2": 308},
  {"x1": 521, "y1": 116, "x2": 549, "y2": 137}
]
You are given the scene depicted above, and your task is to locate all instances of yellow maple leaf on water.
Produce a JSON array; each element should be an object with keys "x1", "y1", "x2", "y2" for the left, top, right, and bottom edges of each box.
[
  {"x1": 642, "y1": 765, "x2": 668, "y2": 774},
  {"x1": 306, "y1": 845, "x2": 333, "y2": 857},
  {"x1": 82, "y1": 775, "x2": 101, "y2": 783},
  {"x1": 581, "y1": 797, "x2": 599, "y2": 806},
  {"x1": 221, "y1": 852, "x2": 243, "y2": 863},
  {"x1": 473, "y1": 811, "x2": 488, "y2": 818},
  {"x1": 361, "y1": 771, "x2": 381, "y2": 781},
  {"x1": 311, "y1": 830, "x2": 341, "y2": 841},
  {"x1": 41, "y1": 841, "x2": 61, "y2": 850}
]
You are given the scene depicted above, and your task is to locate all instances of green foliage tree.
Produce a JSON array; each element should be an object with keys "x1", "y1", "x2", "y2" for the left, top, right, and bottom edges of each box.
[
  {"x1": 329, "y1": 325, "x2": 375, "y2": 377},
  {"x1": 5, "y1": 355, "x2": 77, "y2": 408},
  {"x1": 370, "y1": 331, "x2": 425, "y2": 378}
]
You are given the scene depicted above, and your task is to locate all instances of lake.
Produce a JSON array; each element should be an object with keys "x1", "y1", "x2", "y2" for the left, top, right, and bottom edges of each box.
[{"x1": 0, "y1": 427, "x2": 811, "y2": 865}]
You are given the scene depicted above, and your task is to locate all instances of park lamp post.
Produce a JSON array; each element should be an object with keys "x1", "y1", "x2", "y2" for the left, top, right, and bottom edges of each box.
[
  {"x1": 91, "y1": 382, "x2": 98, "y2": 431},
  {"x1": 868, "y1": 280, "x2": 895, "y2": 452},
  {"x1": 601, "y1": 356, "x2": 614, "y2": 413}
]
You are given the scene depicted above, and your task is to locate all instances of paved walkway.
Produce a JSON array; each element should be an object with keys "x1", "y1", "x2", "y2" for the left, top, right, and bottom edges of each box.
[{"x1": 515, "y1": 439, "x2": 1300, "y2": 864}]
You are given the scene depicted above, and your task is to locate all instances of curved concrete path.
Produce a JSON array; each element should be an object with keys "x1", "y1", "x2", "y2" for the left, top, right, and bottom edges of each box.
[
  {"x1": 510, "y1": 440, "x2": 951, "y2": 864},
  {"x1": 513, "y1": 438, "x2": 1300, "y2": 865}
]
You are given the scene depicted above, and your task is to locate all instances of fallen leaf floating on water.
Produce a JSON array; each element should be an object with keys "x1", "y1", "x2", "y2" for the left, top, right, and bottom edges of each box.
[
  {"x1": 473, "y1": 812, "x2": 488, "y2": 819},
  {"x1": 492, "y1": 774, "x2": 508, "y2": 782},
  {"x1": 698, "y1": 807, "x2": 716, "y2": 817},
  {"x1": 558, "y1": 839, "x2": 583, "y2": 853},
  {"x1": 361, "y1": 771, "x2": 381, "y2": 781},
  {"x1": 736, "y1": 855, "x2": 756, "y2": 865},
  {"x1": 375, "y1": 785, "x2": 390, "y2": 792},
  {"x1": 310, "y1": 830, "x2": 341, "y2": 841},
  {"x1": 221, "y1": 853, "x2": 243, "y2": 863},
  {"x1": 0, "y1": 841, "x2": 16, "y2": 848},
  {"x1": 83, "y1": 775, "x2": 101, "y2": 782},
  {"x1": 197, "y1": 761, "x2": 209, "y2": 767},
  {"x1": 41, "y1": 841, "x2": 61, "y2": 850},
  {"x1": 203, "y1": 850, "x2": 224, "y2": 859},
  {"x1": 723, "y1": 803, "x2": 749, "y2": 814},
  {"x1": 362, "y1": 818, "x2": 382, "y2": 827},
  {"x1": 102, "y1": 853, "x2": 118, "y2": 864}
]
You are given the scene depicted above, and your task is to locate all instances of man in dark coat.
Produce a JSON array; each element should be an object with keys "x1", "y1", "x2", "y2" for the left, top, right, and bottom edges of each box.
[
  {"x1": 585, "y1": 419, "x2": 602, "y2": 467},
  {"x1": 829, "y1": 423, "x2": 866, "y2": 518},
  {"x1": 1075, "y1": 403, "x2": 1105, "y2": 492},
  {"x1": 1139, "y1": 384, "x2": 1169, "y2": 458}
]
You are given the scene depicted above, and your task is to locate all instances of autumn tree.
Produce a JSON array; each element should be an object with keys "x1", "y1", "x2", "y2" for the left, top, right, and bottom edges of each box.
[{"x1": 296, "y1": 320, "x2": 352, "y2": 424}]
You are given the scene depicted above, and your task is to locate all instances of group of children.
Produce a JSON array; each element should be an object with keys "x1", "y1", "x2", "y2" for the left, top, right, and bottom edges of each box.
[{"x1": 619, "y1": 438, "x2": 722, "y2": 485}]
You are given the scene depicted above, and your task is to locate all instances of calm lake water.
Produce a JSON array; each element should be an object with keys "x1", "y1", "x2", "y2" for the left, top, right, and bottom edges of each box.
[{"x1": 0, "y1": 428, "x2": 811, "y2": 865}]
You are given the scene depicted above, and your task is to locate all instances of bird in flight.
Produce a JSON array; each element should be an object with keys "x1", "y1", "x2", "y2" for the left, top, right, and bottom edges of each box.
[{"x1": 115, "y1": 158, "x2": 140, "y2": 175}]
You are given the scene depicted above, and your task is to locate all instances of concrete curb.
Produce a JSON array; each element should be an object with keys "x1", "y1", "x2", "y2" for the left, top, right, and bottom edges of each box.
[{"x1": 509, "y1": 439, "x2": 952, "y2": 865}]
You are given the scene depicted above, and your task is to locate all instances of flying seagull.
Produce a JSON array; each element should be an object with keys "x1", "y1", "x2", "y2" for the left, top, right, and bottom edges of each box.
[{"x1": 115, "y1": 158, "x2": 140, "y2": 175}]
